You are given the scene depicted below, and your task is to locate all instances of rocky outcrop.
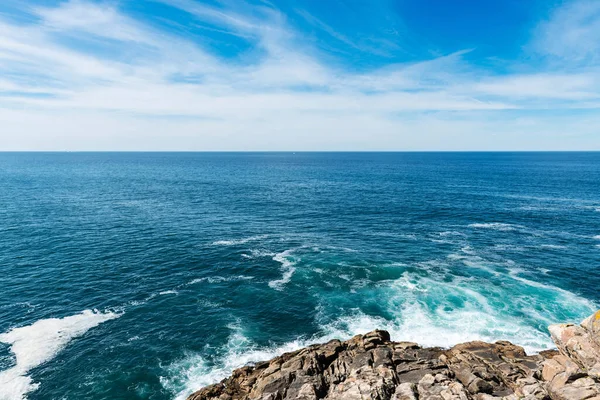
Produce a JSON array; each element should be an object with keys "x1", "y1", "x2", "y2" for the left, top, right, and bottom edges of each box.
[
  {"x1": 543, "y1": 310, "x2": 600, "y2": 400},
  {"x1": 188, "y1": 311, "x2": 600, "y2": 400}
]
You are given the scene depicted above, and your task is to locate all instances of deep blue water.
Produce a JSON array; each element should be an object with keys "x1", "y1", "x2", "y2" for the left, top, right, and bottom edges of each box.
[{"x1": 0, "y1": 152, "x2": 599, "y2": 400}]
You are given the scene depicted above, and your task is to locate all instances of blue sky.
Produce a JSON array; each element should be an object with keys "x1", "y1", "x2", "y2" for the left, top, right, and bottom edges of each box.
[{"x1": 0, "y1": 0, "x2": 599, "y2": 150}]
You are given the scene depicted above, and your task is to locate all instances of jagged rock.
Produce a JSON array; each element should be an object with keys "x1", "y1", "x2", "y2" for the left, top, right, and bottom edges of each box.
[
  {"x1": 543, "y1": 311, "x2": 600, "y2": 400},
  {"x1": 444, "y1": 340, "x2": 545, "y2": 398},
  {"x1": 549, "y1": 323, "x2": 600, "y2": 377},
  {"x1": 391, "y1": 382, "x2": 417, "y2": 400},
  {"x1": 188, "y1": 310, "x2": 600, "y2": 400},
  {"x1": 581, "y1": 311, "x2": 600, "y2": 345}
]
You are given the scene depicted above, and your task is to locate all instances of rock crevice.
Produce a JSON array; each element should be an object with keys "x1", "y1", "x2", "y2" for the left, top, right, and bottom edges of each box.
[{"x1": 188, "y1": 311, "x2": 600, "y2": 400}]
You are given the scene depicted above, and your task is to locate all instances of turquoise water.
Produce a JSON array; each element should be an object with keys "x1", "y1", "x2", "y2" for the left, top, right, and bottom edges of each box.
[{"x1": 0, "y1": 152, "x2": 599, "y2": 400}]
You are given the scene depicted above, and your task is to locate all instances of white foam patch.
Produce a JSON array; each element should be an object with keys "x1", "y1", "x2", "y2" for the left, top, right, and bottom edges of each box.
[
  {"x1": 492, "y1": 244, "x2": 525, "y2": 251},
  {"x1": 211, "y1": 235, "x2": 269, "y2": 246},
  {"x1": 159, "y1": 290, "x2": 178, "y2": 296},
  {"x1": 188, "y1": 276, "x2": 254, "y2": 285},
  {"x1": 438, "y1": 231, "x2": 467, "y2": 237},
  {"x1": 241, "y1": 249, "x2": 276, "y2": 259},
  {"x1": 268, "y1": 249, "x2": 297, "y2": 290},
  {"x1": 468, "y1": 223, "x2": 520, "y2": 232},
  {"x1": 593, "y1": 235, "x2": 600, "y2": 240},
  {"x1": 381, "y1": 263, "x2": 595, "y2": 353},
  {"x1": 0, "y1": 310, "x2": 120, "y2": 400},
  {"x1": 539, "y1": 244, "x2": 566, "y2": 249}
]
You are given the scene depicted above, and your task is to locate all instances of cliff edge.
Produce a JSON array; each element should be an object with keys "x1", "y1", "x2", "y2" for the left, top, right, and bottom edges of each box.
[{"x1": 188, "y1": 311, "x2": 600, "y2": 400}]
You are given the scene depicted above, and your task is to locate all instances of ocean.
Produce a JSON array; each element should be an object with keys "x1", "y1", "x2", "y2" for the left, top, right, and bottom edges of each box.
[{"x1": 0, "y1": 152, "x2": 599, "y2": 400}]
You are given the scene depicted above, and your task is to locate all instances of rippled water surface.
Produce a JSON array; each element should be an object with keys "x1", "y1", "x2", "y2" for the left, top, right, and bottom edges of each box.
[{"x1": 1, "y1": 152, "x2": 599, "y2": 400}]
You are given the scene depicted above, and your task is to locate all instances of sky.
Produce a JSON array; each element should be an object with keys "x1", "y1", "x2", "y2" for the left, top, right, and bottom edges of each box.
[{"x1": 0, "y1": 0, "x2": 599, "y2": 151}]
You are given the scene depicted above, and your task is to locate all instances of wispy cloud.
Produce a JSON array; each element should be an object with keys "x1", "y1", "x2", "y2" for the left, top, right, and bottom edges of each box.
[
  {"x1": 532, "y1": 0, "x2": 600, "y2": 63},
  {"x1": 0, "y1": 0, "x2": 599, "y2": 150}
]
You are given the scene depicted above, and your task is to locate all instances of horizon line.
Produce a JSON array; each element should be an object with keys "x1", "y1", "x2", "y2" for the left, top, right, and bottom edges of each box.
[{"x1": 1, "y1": 150, "x2": 600, "y2": 153}]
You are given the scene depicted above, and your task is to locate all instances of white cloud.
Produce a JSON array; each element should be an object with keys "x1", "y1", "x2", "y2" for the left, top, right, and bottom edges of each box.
[
  {"x1": 471, "y1": 73, "x2": 599, "y2": 100},
  {"x1": 0, "y1": 0, "x2": 599, "y2": 150},
  {"x1": 34, "y1": 0, "x2": 146, "y2": 42},
  {"x1": 532, "y1": 0, "x2": 600, "y2": 63}
]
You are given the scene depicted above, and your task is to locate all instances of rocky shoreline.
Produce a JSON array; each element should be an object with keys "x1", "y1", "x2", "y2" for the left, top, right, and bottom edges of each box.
[{"x1": 188, "y1": 311, "x2": 600, "y2": 400}]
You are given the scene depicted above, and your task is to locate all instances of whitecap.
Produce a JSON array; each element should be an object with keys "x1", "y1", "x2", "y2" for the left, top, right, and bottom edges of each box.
[
  {"x1": 460, "y1": 245, "x2": 478, "y2": 255},
  {"x1": 240, "y1": 249, "x2": 276, "y2": 259},
  {"x1": 394, "y1": 273, "x2": 427, "y2": 293},
  {"x1": 268, "y1": 249, "x2": 297, "y2": 290},
  {"x1": 159, "y1": 290, "x2": 178, "y2": 296},
  {"x1": 0, "y1": 310, "x2": 120, "y2": 400},
  {"x1": 211, "y1": 235, "x2": 269, "y2": 246},
  {"x1": 379, "y1": 262, "x2": 408, "y2": 268},
  {"x1": 188, "y1": 276, "x2": 254, "y2": 285},
  {"x1": 438, "y1": 231, "x2": 467, "y2": 237},
  {"x1": 538, "y1": 268, "x2": 552, "y2": 275},
  {"x1": 593, "y1": 235, "x2": 600, "y2": 240},
  {"x1": 460, "y1": 259, "x2": 501, "y2": 277},
  {"x1": 539, "y1": 244, "x2": 566, "y2": 249},
  {"x1": 468, "y1": 223, "x2": 520, "y2": 232},
  {"x1": 492, "y1": 244, "x2": 525, "y2": 251}
]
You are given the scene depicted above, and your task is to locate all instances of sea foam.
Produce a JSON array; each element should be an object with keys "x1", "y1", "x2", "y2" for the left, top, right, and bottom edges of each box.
[
  {"x1": 268, "y1": 249, "x2": 297, "y2": 290},
  {"x1": 0, "y1": 310, "x2": 119, "y2": 400},
  {"x1": 211, "y1": 235, "x2": 269, "y2": 246},
  {"x1": 188, "y1": 275, "x2": 254, "y2": 285},
  {"x1": 162, "y1": 266, "x2": 597, "y2": 400},
  {"x1": 468, "y1": 223, "x2": 520, "y2": 231}
]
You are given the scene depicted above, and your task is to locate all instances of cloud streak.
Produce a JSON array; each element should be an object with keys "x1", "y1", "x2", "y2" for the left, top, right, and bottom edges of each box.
[{"x1": 0, "y1": 0, "x2": 599, "y2": 150}]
